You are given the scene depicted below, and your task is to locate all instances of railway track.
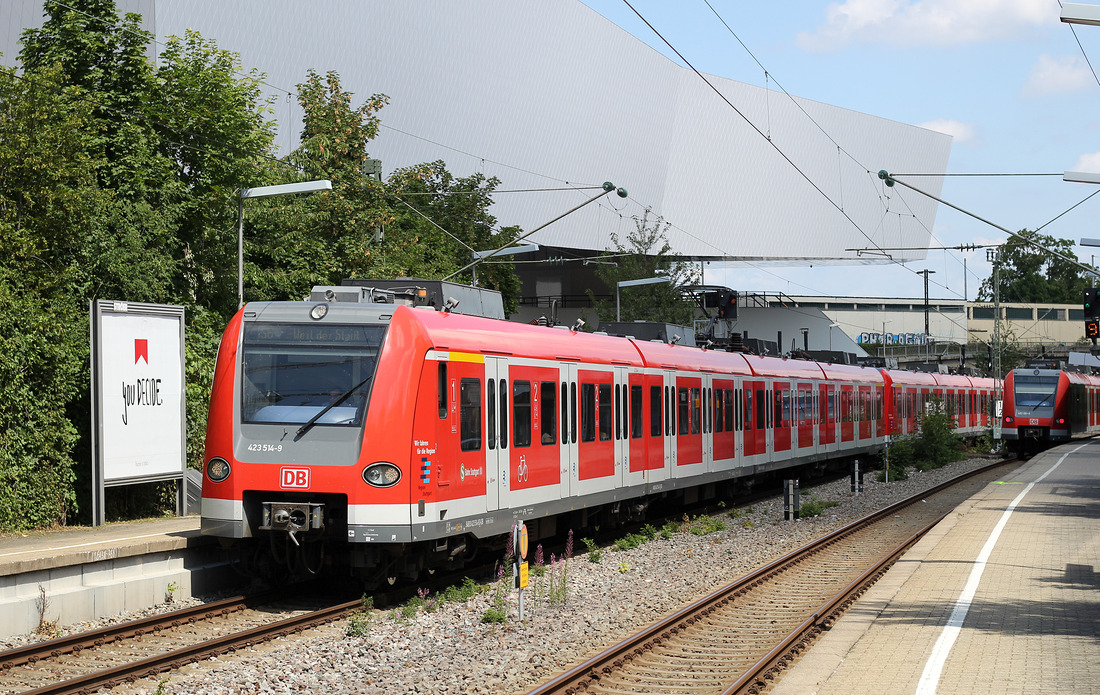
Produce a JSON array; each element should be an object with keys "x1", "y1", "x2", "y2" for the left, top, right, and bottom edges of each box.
[
  {"x1": 0, "y1": 589, "x2": 360, "y2": 695},
  {"x1": 525, "y1": 458, "x2": 1016, "y2": 695}
]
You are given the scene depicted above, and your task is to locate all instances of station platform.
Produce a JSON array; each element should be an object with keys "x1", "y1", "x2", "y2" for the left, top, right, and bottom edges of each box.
[
  {"x1": 773, "y1": 439, "x2": 1100, "y2": 695},
  {"x1": 0, "y1": 515, "x2": 235, "y2": 639}
]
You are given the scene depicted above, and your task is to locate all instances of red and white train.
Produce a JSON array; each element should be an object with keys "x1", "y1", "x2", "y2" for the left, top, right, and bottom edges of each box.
[
  {"x1": 200, "y1": 289, "x2": 996, "y2": 583},
  {"x1": 1001, "y1": 367, "x2": 1100, "y2": 451}
]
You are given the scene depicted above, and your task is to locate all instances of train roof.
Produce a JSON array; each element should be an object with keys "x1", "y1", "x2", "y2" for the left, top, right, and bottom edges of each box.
[
  {"x1": 395, "y1": 306, "x2": 645, "y2": 366},
  {"x1": 814, "y1": 361, "x2": 884, "y2": 383},
  {"x1": 631, "y1": 341, "x2": 753, "y2": 375}
]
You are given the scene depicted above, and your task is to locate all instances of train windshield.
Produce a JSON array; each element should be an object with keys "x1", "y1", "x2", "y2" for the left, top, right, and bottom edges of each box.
[
  {"x1": 240, "y1": 322, "x2": 386, "y2": 427},
  {"x1": 1013, "y1": 374, "x2": 1059, "y2": 413}
]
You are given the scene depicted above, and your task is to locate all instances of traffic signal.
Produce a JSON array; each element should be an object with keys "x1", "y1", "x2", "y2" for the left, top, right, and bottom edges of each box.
[
  {"x1": 1088, "y1": 319, "x2": 1100, "y2": 340},
  {"x1": 1085, "y1": 288, "x2": 1100, "y2": 318}
]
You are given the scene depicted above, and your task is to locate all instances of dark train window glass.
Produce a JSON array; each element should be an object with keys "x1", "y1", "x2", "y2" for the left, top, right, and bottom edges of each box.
[
  {"x1": 570, "y1": 382, "x2": 577, "y2": 443},
  {"x1": 487, "y1": 378, "x2": 496, "y2": 450},
  {"x1": 631, "y1": 384, "x2": 643, "y2": 439},
  {"x1": 828, "y1": 392, "x2": 835, "y2": 420},
  {"x1": 581, "y1": 383, "x2": 596, "y2": 442},
  {"x1": 650, "y1": 385, "x2": 662, "y2": 437},
  {"x1": 725, "y1": 389, "x2": 734, "y2": 432},
  {"x1": 561, "y1": 382, "x2": 568, "y2": 445},
  {"x1": 777, "y1": 391, "x2": 786, "y2": 428},
  {"x1": 599, "y1": 383, "x2": 613, "y2": 441},
  {"x1": 513, "y1": 380, "x2": 532, "y2": 448},
  {"x1": 499, "y1": 380, "x2": 508, "y2": 449},
  {"x1": 691, "y1": 388, "x2": 701, "y2": 434},
  {"x1": 438, "y1": 362, "x2": 448, "y2": 419},
  {"x1": 744, "y1": 389, "x2": 752, "y2": 430},
  {"x1": 241, "y1": 322, "x2": 384, "y2": 427},
  {"x1": 541, "y1": 381, "x2": 557, "y2": 445},
  {"x1": 703, "y1": 388, "x2": 710, "y2": 433},
  {"x1": 678, "y1": 387, "x2": 691, "y2": 435},
  {"x1": 715, "y1": 389, "x2": 724, "y2": 433},
  {"x1": 460, "y1": 378, "x2": 481, "y2": 452},
  {"x1": 615, "y1": 384, "x2": 622, "y2": 440},
  {"x1": 1014, "y1": 374, "x2": 1059, "y2": 408},
  {"x1": 755, "y1": 389, "x2": 765, "y2": 430},
  {"x1": 665, "y1": 385, "x2": 672, "y2": 435}
]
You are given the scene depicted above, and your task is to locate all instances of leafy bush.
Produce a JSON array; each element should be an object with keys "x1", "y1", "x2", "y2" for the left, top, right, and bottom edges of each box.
[{"x1": 800, "y1": 495, "x2": 840, "y2": 518}]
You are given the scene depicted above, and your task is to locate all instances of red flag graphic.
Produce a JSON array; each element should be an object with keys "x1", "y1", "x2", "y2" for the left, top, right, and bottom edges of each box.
[{"x1": 135, "y1": 339, "x2": 149, "y2": 364}]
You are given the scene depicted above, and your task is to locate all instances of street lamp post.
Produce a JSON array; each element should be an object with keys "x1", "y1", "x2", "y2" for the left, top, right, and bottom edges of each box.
[
  {"x1": 616, "y1": 277, "x2": 670, "y2": 322},
  {"x1": 237, "y1": 179, "x2": 332, "y2": 308}
]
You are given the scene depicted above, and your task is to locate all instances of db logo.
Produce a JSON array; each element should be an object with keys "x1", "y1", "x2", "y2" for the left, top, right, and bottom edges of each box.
[{"x1": 280, "y1": 467, "x2": 310, "y2": 489}]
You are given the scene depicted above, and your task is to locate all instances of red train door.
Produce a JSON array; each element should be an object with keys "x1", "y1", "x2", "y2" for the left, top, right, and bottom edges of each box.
[
  {"x1": 772, "y1": 381, "x2": 792, "y2": 453},
  {"x1": 712, "y1": 378, "x2": 736, "y2": 464},
  {"x1": 839, "y1": 385, "x2": 854, "y2": 442},
  {"x1": 819, "y1": 383, "x2": 835, "y2": 447},
  {"x1": 797, "y1": 381, "x2": 814, "y2": 449},
  {"x1": 744, "y1": 380, "x2": 766, "y2": 458},
  {"x1": 576, "y1": 368, "x2": 615, "y2": 495},
  {"x1": 675, "y1": 375, "x2": 703, "y2": 471},
  {"x1": 858, "y1": 386, "x2": 872, "y2": 440}
]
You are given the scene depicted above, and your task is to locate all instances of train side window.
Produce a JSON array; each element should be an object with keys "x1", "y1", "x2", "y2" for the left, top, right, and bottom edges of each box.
[
  {"x1": 649, "y1": 384, "x2": 662, "y2": 437},
  {"x1": 678, "y1": 387, "x2": 690, "y2": 435},
  {"x1": 714, "y1": 389, "x2": 724, "y2": 433},
  {"x1": 631, "y1": 384, "x2": 643, "y2": 439},
  {"x1": 755, "y1": 389, "x2": 765, "y2": 429},
  {"x1": 732, "y1": 389, "x2": 740, "y2": 431},
  {"x1": 615, "y1": 384, "x2": 622, "y2": 440},
  {"x1": 541, "y1": 381, "x2": 557, "y2": 445},
  {"x1": 499, "y1": 379, "x2": 508, "y2": 450},
  {"x1": 487, "y1": 379, "x2": 497, "y2": 450},
  {"x1": 701, "y1": 388, "x2": 708, "y2": 434},
  {"x1": 581, "y1": 383, "x2": 596, "y2": 442},
  {"x1": 777, "y1": 391, "x2": 787, "y2": 428},
  {"x1": 692, "y1": 387, "x2": 702, "y2": 434},
  {"x1": 437, "y1": 362, "x2": 448, "y2": 419},
  {"x1": 599, "y1": 383, "x2": 613, "y2": 441},
  {"x1": 665, "y1": 385, "x2": 672, "y2": 435},
  {"x1": 570, "y1": 382, "x2": 577, "y2": 443},
  {"x1": 561, "y1": 382, "x2": 568, "y2": 445},
  {"x1": 513, "y1": 380, "x2": 531, "y2": 447},
  {"x1": 460, "y1": 378, "x2": 482, "y2": 452}
]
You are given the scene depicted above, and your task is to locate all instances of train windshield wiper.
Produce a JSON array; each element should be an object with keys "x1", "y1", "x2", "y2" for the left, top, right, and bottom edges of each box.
[{"x1": 295, "y1": 374, "x2": 374, "y2": 440}]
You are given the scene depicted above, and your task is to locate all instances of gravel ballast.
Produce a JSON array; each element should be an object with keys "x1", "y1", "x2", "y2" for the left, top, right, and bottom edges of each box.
[{"x1": 15, "y1": 457, "x2": 1009, "y2": 695}]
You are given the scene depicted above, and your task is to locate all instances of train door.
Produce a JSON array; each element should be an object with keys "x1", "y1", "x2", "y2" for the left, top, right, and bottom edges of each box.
[
  {"x1": 559, "y1": 363, "x2": 578, "y2": 501},
  {"x1": 641, "y1": 371, "x2": 668, "y2": 485},
  {"x1": 664, "y1": 370, "x2": 677, "y2": 473},
  {"x1": 771, "y1": 380, "x2": 791, "y2": 460},
  {"x1": 743, "y1": 380, "x2": 766, "y2": 462},
  {"x1": 858, "y1": 386, "x2": 873, "y2": 440},
  {"x1": 712, "y1": 378, "x2": 736, "y2": 470},
  {"x1": 616, "y1": 366, "x2": 640, "y2": 488},
  {"x1": 576, "y1": 368, "x2": 616, "y2": 496},
  {"x1": 818, "y1": 383, "x2": 834, "y2": 449},
  {"x1": 483, "y1": 356, "x2": 507, "y2": 512},
  {"x1": 702, "y1": 374, "x2": 714, "y2": 469},
  {"x1": 839, "y1": 385, "x2": 854, "y2": 444},
  {"x1": 674, "y1": 374, "x2": 705, "y2": 478}
]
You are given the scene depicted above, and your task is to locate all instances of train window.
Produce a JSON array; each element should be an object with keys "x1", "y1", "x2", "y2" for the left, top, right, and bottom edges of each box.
[
  {"x1": 570, "y1": 382, "x2": 577, "y2": 443},
  {"x1": 561, "y1": 383, "x2": 568, "y2": 445},
  {"x1": 725, "y1": 390, "x2": 734, "y2": 432},
  {"x1": 677, "y1": 388, "x2": 690, "y2": 435},
  {"x1": 513, "y1": 381, "x2": 531, "y2": 447},
  {"x1": 499, "y1": 380, "x2": 508, "y2": 450},
  {"x1": 438, "y1": 362, "x2": 448, "y2": 419},
  {"x1": 755, "y1": 389, "x2": 765, "y2": 429},
  {"x1": 665, "y1": 386, "x2": 672, "y2": 435},
  {"x1": 692, "y1": 388, "x2": 702, "y2": 434},
  {"x1": 702, "y1": 388, "x2": 709, "y2": 434},
  {"x1": 714, "y1": 390, "x2": 724, "y2": 433},
  {"x1": 581, "y1": 383, "x2": 596, "y2": 442},
  {"x1": 541, "y1": 381, "x2": 557, "y2": 445},
  {"x1": 487, "y1": 379, "x2": 496, "y2": 450},
  {"x1": 599, "y1": 383, "x2": 613, "y2": 441},
  {"x1": 460, "y1": 378, "x2": 482, "y2": 452},
  {"x1": 778, "y1": 391, "x2": 788, "y2": 428},
  {"x1": 828, "y1": 392, "x2": 835, "y2": 421},
  {"x1": 650, "y1": 385, "x2": 662, "y2": 437},
  {"x1": 631, "y1": 385, "x2": 643, "y2": 438},
  {"x1": 735, "y1": 389, "x2": 742, "y2": 431},
  {"x1": 615, "y1": 385, "x2": 622, "y2": 440}
]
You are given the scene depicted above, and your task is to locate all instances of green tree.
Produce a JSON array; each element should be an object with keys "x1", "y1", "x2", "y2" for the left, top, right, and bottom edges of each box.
[
  {"x1": 588, "y1": 208, "x2": 698, "y2": 326},
  {"x1": 977, "y1": 230, "x2": 1094, "y2": 304},
  {"x1": 386, "y1": 161, "x2": 523, "y2": 314}
]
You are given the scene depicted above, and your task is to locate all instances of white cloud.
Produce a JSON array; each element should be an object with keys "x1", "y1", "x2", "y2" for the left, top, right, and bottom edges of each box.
[
  {"x1": 797, "y1": 0, "x2": 1056, "y2": 51},
  {"x1": 917, "y1": 118, "x2": 976, "y2": 143},
  {"x1": 1070, "y1": 152, "x2": 1100, "y2": 173},
  {"x1": 1022, "y1": 54, "x2": 1094, "y2": 97}
]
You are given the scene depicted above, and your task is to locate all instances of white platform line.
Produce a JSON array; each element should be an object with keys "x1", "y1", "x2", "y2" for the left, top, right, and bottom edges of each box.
[{"x1": 915, "y1": 442, "x2": 1090, "y2": 695}]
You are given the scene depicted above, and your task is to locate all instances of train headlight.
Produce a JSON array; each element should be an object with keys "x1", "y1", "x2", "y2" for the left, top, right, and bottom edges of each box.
[
  {"x1": 1056, "y1": 417, "x2": 1065, "y2": 425},
  {"x1": 363, "y1": 462, "x2": 401, "y2": 488},
  {"x1": 1003, "y1": 416, "x2": 1014, "y2": 425},
  {"x1": 206, "y1": 457, "x2": 231, "y2": 482}
]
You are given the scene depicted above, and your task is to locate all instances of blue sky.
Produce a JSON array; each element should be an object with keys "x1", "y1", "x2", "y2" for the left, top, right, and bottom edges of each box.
[{"x1": 579, "y1": 0, "x2": 1100, "y2": 302}]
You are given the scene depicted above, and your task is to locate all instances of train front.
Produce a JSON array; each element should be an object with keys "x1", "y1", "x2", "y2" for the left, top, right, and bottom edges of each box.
[
  {"x1": 200, "y1": 298, "x2": 402, "y2": 578},
  {"x1": 1002, "y1": 368, "x2": 1068, "y2": 448}
]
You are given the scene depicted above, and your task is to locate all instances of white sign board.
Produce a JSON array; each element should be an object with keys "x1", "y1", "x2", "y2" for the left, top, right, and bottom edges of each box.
[{"x1": 91, "y1": 301, "x2": 186, "y2": 524}]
